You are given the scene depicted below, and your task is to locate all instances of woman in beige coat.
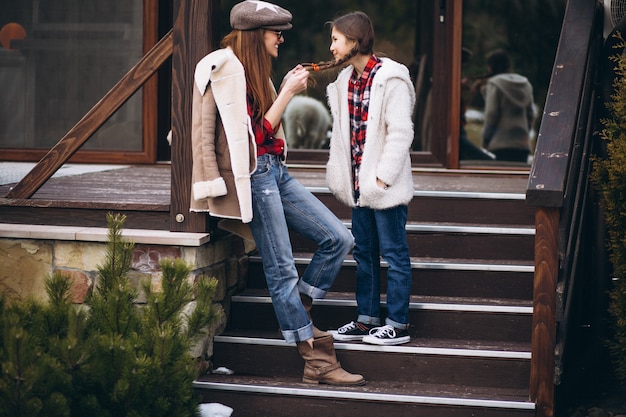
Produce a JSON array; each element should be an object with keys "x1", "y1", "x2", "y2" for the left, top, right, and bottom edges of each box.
[{"x1": 190, "y1": 0, "x2": 363, "y2": 386}]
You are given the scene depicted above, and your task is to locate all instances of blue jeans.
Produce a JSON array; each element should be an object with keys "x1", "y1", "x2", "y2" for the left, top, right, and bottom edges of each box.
[
  {"x1": 351, "y1": 205, "x2": 411, "y2": 330},
  {"x1": 248, "y1": 154, "x2": 354, "y2": 343}
]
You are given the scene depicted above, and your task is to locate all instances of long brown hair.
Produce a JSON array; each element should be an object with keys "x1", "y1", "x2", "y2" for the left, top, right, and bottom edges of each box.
[{"x1": 221, "y1": 29, "x2": 274, "y2": 122}]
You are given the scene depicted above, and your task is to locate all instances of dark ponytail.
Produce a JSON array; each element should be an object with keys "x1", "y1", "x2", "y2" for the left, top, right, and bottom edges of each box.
[{"x1": 301, "y1": 46, "x2": 358, "y2": 73}]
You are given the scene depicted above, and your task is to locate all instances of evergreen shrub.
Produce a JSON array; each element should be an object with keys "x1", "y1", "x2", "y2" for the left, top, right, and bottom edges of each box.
[
  {"x1": 591, "y1": 31, "x2": 626, "y2": 388},
  {"x1": 0, "y1": 212, "x2": 222, "y2": 416}
]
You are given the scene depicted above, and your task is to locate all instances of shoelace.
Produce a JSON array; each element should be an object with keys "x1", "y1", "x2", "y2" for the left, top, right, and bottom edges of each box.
[
  {"x1": 337, "y1": 321, "x2": 357, "y2": 333},
  {"x1": 369, "y1": 325, "x2": 396, "y2": 338}
]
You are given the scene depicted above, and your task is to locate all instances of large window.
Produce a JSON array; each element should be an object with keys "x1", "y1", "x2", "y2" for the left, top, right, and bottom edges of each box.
[
  {"x1": 459, "y1": 0, "x2": 564, "y2": 168},
  {"x1": 0, "y1": 0, "x2": 564, "y2": 168},
  {"x1": 0, "y1": 0, "x2": 148, "y2": 160}
]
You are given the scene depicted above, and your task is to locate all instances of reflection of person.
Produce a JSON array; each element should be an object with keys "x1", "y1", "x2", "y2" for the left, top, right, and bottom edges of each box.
[
  {"x1": 460, "y1": 47, "x2": 494, "y2": 161},
  {"x1": 190, "y1": 0, "x2": 364, "y2": 386},
  {"x1": 478, "y1": 49, "x2": 536, "y2": 162},
  {"x1": 322, "y1": 11, "x2": 414, "y2": 346}
]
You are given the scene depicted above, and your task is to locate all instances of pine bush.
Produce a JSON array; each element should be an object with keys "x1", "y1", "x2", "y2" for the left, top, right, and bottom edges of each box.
[{"x1": 0, "y1": 212, "x2": 222, "y2": 416}]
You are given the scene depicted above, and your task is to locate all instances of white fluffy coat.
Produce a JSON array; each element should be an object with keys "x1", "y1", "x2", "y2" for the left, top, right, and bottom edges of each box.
[{"x1": 326, "y1": 58, "x2": 416, "y2": 209}]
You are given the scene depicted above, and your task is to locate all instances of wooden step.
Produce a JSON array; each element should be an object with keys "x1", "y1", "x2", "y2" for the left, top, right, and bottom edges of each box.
[
  {"x1": 288, "y1": 222, "x2": 535, "y2": 262},
  {"x1": 227, "y1": 293, "x2": 533, "y2": 343},
  {"x1": 194, "y1": 375, "x2": 535, "y2": 417},
  {"x1": 203, "y1": 170, "x2": 536, "y2": 415},
  {"x1": 209, "y1": 334, "x2": 530, "y2": 389},
  {"x1": 311, "y1": 188, "x2": 534, "y2": 226},
  {"x1": 198, "y1": 326, "x2": 533, "y2": 416},
  {"x1": 246, "y1": 256, "x2": 535, "y2": 301}
]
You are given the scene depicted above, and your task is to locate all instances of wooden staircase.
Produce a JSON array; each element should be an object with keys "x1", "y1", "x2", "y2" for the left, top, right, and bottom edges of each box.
[{"x1": 194, "y1": 169, "x2": 537, "y2": 416}]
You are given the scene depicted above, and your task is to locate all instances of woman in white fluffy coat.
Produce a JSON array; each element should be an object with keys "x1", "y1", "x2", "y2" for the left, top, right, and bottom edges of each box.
[{"x1": 323, "y1": 11, "x2": 416, "y2": 347}]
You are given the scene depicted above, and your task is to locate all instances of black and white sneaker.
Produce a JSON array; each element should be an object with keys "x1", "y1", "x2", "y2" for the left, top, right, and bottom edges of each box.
[
  {"x1": 328, "y1": 321, "x2": 374, "y2": 341},
  {"x1": 362, "y1": 325, "x2": 410, "y2": 346}
]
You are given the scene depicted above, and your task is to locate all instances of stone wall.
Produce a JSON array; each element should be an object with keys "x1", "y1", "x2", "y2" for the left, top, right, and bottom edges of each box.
[{"x1": 0, "y1": 224, "x2": 254, "y2": 349}]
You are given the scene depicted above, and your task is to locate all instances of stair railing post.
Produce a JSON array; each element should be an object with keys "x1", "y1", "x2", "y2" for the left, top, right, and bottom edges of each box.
[
  {"x1": 170, "y1": 0, "x2": 220, "y2": 232},
  {"x1": 530, "y1": 206, "x2": 559, "y2": 417}
]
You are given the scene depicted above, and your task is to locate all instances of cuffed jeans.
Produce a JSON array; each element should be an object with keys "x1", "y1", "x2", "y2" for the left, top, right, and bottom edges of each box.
[
  {"x1": 351, "y1": 204, "x2": 411, "y2": 330},
  {"x1": 248, "y1": 154, "x2": 354, "y2": 343}
]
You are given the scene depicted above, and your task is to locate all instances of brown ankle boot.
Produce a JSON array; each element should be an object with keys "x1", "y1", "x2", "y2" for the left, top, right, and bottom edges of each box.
[
  {"x1": 300, "y1": 293, "x2": 330, "y2": 338},
  {"x1": 296, "y1": 334, "x2": 366, "y2": 386}
]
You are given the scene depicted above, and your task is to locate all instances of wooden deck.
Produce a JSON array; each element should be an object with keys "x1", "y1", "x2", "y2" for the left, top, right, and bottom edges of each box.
[{"x1": 0, "y1": 163, "x2": 531, "y2": 231}]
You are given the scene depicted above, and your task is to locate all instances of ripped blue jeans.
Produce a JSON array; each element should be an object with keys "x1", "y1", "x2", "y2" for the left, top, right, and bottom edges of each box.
[{"x1": 248, "y1": 154, "x2": 354, "y2": 343}]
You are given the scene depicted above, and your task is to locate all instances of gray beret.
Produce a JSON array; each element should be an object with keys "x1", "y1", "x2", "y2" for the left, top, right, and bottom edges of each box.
[{"x1": 230, "y1": 1, "x2": 292, "y2": 31}]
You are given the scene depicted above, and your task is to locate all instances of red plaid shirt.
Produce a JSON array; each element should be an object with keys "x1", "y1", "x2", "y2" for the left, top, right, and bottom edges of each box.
[
  {"x1": 247, "y1": 94, "x2": 285, "y2": 157},
  {"x1": 349, "y1": 55, "x2": 381, "y2": 197}
]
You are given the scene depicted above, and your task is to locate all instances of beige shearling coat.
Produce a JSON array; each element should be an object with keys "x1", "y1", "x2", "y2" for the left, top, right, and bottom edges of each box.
[{"x1": 190, "y1": 47, "x2": 286, "y2": 224}]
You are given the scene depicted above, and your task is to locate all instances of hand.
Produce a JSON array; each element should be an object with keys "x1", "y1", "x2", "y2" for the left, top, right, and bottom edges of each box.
[
  {"x1": 280, "y1": 65, "x2": 309, "y2": 96},
  {"x1": 376, "y1": 178, "x2": 389, "y2": 189},
  {"x1": 267, "y1": 65, "x2": 309, "y2": 129}
]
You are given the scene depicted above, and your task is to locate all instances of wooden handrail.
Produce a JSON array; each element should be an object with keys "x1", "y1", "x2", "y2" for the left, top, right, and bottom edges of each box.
[
  {"x1": 5, "y1": 29, "x2": 174, "y2": 200},
  {"x1": 526, "y1": 1, "x2": 601, "y2": 416},
  {"x1": 526, "y1": 0, "x2": 597, "y2": 208}
]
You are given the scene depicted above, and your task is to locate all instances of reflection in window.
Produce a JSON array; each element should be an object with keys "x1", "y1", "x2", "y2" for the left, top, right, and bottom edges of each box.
[
  {"x1": 0, "y1": 0, "x2": 143, "y2": 151},
  {"x1": 461, "y1": 0, "x2": 564, "y2": 166}
]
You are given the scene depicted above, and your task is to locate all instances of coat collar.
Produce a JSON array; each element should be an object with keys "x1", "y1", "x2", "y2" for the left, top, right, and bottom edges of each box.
[{"x1": 194, "y1": 47, "x2": 240, "y2": 95}]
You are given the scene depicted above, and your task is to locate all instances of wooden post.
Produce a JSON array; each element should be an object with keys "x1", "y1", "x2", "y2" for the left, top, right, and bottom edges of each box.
[
  {"x1": 430, "y1": 0, "x2": 462, "y2": 169},
  {"x1": 530, "y1": 206, "x2": 559, "y2": 417},
  {"x1": 170, "y1": 0, "x2": 220, "y2": 232},
  {"x1": 142, "y1": 0, "x2": 159, "y2": 164}
]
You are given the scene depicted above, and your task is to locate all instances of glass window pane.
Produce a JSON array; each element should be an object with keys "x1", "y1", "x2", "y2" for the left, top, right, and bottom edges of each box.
[
  {"x1": 460, "y1": 0, "x2": 564, "y2": 166},
  {"x1": 0, "y1": 0, "x2": 143, "y2": 151}
]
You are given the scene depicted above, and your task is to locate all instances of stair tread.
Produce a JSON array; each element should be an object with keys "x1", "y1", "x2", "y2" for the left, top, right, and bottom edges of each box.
[
  {"x1": 252, "y1": 253, "x2": 535, "y2": 267},
  {"x1": 195, "y1": 374, "x2": 532, "y2": 405},
  {"x1": 234, "y1": 289, "x2": 533, "y2": 309},
  {"x1": 406, "y1": 220, "x2": 534, "y2": 227},
  {"x1": 289, "y1": 167, "x2": 530, "y2": 194},
  {"x1": 215, "y1": 329, "x2": 531, "y2": 353},
  {"x1": 344, "y1": 220, "x2": 536, "y2": 230}
]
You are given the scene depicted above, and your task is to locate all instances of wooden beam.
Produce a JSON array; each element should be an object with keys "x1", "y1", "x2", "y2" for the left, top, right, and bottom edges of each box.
[
  {"x1": 530, "y1": 206, "x2": 559, "y2": 417},
  {"x1": 430, "y1": 0, "x2": 462, "y2": 169},
  {"x1": 5, "y1": 30, "x2": 174, "y2": 200},
  {"x1": 142, "y1": 0, "x2": 160, "y2": 165}
]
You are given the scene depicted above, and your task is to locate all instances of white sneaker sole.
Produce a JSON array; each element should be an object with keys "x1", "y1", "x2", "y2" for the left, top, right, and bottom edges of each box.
[{"x1": 362, "y1": 335, "x2": 411, "y2": 345}]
